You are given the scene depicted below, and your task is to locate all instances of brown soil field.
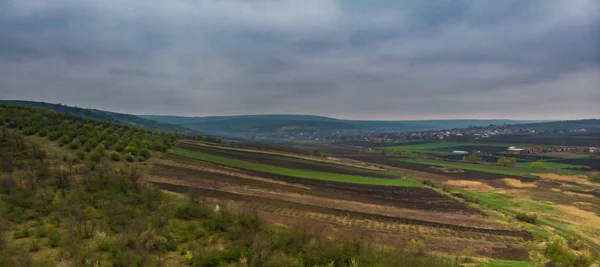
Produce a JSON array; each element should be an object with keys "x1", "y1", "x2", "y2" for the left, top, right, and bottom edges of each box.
[
  {"x1": 156, "y1": 155, "x2": 478, "y2": 214},
  {"x1": 144, "y1": 152, "x2": 539, "y2": 259},
  {"x1": 176, "y1": 142, "x2": 398, "y2": 178},
  {"x1": 150, "y1": 181, "x2": 531, "y2": 241}
]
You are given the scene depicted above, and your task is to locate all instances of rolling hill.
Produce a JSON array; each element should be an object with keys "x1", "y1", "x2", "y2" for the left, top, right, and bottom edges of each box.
[
  {"x1": 0, "y1": 100, "x2": 199, "y2": 135},
  {"x1": 141, "y1": 114, "x2": 542, "y2": 138}
]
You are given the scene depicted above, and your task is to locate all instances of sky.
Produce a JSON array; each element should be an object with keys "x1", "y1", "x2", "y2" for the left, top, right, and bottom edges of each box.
[{"x1": 1, "y1": 0, "x2": 599, "y2": 120}]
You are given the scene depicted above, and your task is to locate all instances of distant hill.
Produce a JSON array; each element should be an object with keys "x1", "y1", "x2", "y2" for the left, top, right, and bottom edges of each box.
[
  {"x1": 509, "y1": 119, "x2": 600, "y2": 132},
  {"x1": 141, "y1": 114, "x2": 541, "y2": 138},
  {"x1": 1, "y1": 100, "x2": 198, "y2": 135}
]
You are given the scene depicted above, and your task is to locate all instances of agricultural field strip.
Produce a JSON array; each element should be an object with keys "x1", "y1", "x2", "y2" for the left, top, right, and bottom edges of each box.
[
  {"x1": 179, "y1": 140, "x2": 382, "y2": 171},
  {"x1": 155, "y1": 155, "x2": 478, "y2": 214},
  {"x1": 152, "y1": 159, "x2": 311, "y2": 189},
  {"x1": 149, "y1": 181, "x2": 532, "y2": 240},
  {"x1": 393, "y1": 158, "x2": 543, "y2": 176},
  {"x1": 176, "y1": 142, "x2": 400, "y2": 178},
  {"x1": 172, "y1": 148, "x2": 423, "y2": 187},
  {"x1": 516, "y1": 161, "x2": 588, "y2": 169},
  {"x1": 387, "y1": 142, "x2": 536, "y2": 155},
  {"x1": 148, "y1": 163, "x2": 495, "y2": 228}
]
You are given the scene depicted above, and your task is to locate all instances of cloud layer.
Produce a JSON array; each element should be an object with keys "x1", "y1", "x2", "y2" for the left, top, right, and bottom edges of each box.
[{"x1": 1, "y1": 0, "x2": 599, "y2": 119}]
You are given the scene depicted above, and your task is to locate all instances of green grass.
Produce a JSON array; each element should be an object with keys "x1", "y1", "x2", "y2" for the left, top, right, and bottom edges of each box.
[
  {"x1": 457, "y1": 190, "x2": 556, "y2": 213},
  {"x1": 172, "y1": 149, "x2": 423, "y2": 187},
  {"x1": 477, "y1": 259, "x2": 534, "y2": 267},
  {"x1": 516, "y1": 161, "x2": 588, "y2": 169},
  {"x1": 387, "y1": 141, "x2": 543, "y2": 156},
  {"x1": 393, "y1": 158, "x2": 541, "y2": 176}
]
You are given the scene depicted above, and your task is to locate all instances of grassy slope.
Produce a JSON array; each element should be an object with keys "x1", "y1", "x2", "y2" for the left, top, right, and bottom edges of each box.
[
  {"x1": 172, "y1": 149, "x2": 422, "y2": 187},
  {"x1": 393, "y1": 158, "x2": 540, "y2": 176}
]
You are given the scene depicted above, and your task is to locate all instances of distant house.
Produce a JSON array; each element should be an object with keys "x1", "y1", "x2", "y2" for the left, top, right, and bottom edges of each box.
[
  {"x1": 590, "y1": 147, "x2": 597, "y2": 153},
  {"x1": 507, "y1": 146, "x2": 525, "y2": 155},
  {"x1": 452, "y1": 150, "x2": 469, "y2": 155}
]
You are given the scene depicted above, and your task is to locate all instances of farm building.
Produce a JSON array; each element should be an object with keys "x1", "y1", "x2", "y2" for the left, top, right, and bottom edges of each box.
[
  {"x1": 507, "y1": 146, "x2": 543, "y2": 154},
  {"x1": 507, "y1": 146, "x2": 525, "y2": 155},
  {"x1": 590, "y1": 147, "x2": 597, "y2": 153},
  {"x1": 452, "y1": 150, "x2": 469, "y2": 155}
]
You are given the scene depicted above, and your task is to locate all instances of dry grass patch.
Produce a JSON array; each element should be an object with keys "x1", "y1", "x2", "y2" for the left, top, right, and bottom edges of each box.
[
  {"x1": 446, "y1": 180, "x2": 493, "y2": 191},
  {"x1": 535, "y1": 173, "x2": 589, "y2": 184},
  {"x1": 502, "y1": 178, "x2": 537, "y2": 188},
  {"x1": 555, "y1": 205, "x2": 600, "y2": 245}
]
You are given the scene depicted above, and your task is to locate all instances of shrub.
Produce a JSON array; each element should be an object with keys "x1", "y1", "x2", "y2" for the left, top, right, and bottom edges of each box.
[
  {"x1": 139, "y1": 148, "x2": 152, "y2": 160},
  {"x1": 95, "y1": 144, "x2": 106, "y2": 156},
  {"x1": 76, "y1": 151, "x2": 85, "y2": 160},
  {"x1": 497, "y1": 157, "x2": 517, "y2": 167},
  {"x1": 22, "y1": 127, "x2": 36, "y2": 136},
  {"x1": 175, "y1": 202, "x2": 212, "y2": 220},
  {"x1": 60, "y1": 135, "x2": 71, "y2": 145},
  {"x1": 516, "y1": 212, "x2": 537, "y2": 224},
  {"x1": 13, "y1": 228, "x2": 30, "y2": 239},
  {"x1": 68, "y1": 138, "x2": 81, "y2": 149},
  {"x1": 531, "y1": 161, "x2": 546, "y2": 169},
  {"x1": 421, "y1": 180, "x2": 436, "y2": 187},
  {"x1": 124, "y1": 153, "x2": 135, "y2": 162},
  {"x1": 89, "y1": 151, "x2": 102, "y2": 163},
  {"x1": 124, "y1": 145, "x2": 137, "y2": 156},
  {"x1": 48, "y1": 229, "x2": 61, "y2": 247},
  {"x1": 110, "y1": 152, "x2": 121, "y2": 161},
  {"x1": 37, "y1": 129, "x2": 49, "y2": 137}
]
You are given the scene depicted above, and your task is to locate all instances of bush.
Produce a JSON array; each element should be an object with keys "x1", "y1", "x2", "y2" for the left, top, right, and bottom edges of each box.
[
  {"x1": 13, "y1": 228, "x2": 30, "y2": 239},
  {"x1": 76, "y1": 151, "x2": 85, "y2": 160},
  {"x1": 37, "y1": 129, "x2": 49, "y2": 137},
  {"x1": 516, "y1": 212, "x2": 537, "y2": 224},
  {"x1": 68, "y1": 138, "x2": 81, "y2": 149},
  {"x1": 89, "y1": 151, "x2": 102, "y2": 163},
  {"x1": 22, "y1": 127, "x2": 36, "y2": 136},
  {"x1": 175, "y1": 202, "x2": 212, "y2": 220},
  {"x1": 110, "y1": 152, "x2": 121, "y2": 161},
  {"x1": 124, "y1": 145, "x2": 137, "y2": 156},
  {"x1": 531, "y1": 161, "x2": 546, "y2": 169},
  {"x1": 139, "y1": 148, "x2": 152, "y2": 160},
  {"x1": 497, "y1": 157, "x2": 517, "y2": 167},
  {"x1": 124, "y1": 153, "x2": 135, "y2": 162},
  {"x1": 60, "y1": 135, "x2": 71, "y2": 145},
  {"x1": 95, "y1": 144, "x2": 106, "y2": 156},
  {"x1": 48, "y1": 229, "x2": 61, "y2": 247}
]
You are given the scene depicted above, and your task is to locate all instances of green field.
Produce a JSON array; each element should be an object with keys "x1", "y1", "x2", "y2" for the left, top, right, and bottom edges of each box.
[
  {"x1": 394, "y1": 158, "x2": 540, "y2": 176},
  {"x1": 516, "y1": 161, "x2": 588, "y2": 169},
  {"x1": 173, "y1": 149, "x2": 423, "y2": 187},
  {"x1": 387, "y1": 141, "x2": 539, "y2": 155}
]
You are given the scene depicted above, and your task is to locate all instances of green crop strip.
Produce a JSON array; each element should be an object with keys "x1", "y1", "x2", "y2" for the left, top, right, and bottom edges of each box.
[{"x1": 172, "y1": 149, "x2": 422, "y2": 187}]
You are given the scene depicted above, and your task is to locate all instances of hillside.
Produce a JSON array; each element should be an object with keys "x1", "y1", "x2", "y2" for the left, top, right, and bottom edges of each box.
[
  {"x1": 509, "y1": 119, "x2": 600, "y2": 132},
  {"x1": 1, "y1": 100, "x2": 198, "y2": 135},
  {"x1": 142, "y1": 114, "x2": 540, "y2": 138}
]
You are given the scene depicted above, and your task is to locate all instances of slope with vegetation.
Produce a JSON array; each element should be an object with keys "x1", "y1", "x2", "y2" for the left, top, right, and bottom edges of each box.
[
  {"x1": 0, "y1": 100, "x2": 198, "y2": 135},
  {"x1": 0, "y1": 108, "x2": 471, "y2": 266},
  {"x1": 0, "y1": 103, "x2": 179, "y2": 164}
]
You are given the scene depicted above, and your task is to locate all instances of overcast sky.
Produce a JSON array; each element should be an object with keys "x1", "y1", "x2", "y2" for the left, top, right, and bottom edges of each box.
[{"x1": 1, "y1": 0, "x2": 599, "y2": 120}]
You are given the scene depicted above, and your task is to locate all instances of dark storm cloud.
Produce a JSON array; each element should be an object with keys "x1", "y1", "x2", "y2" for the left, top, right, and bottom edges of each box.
[{"x1": 0, "y1": 0, "x2": 598, "y2": 120}]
